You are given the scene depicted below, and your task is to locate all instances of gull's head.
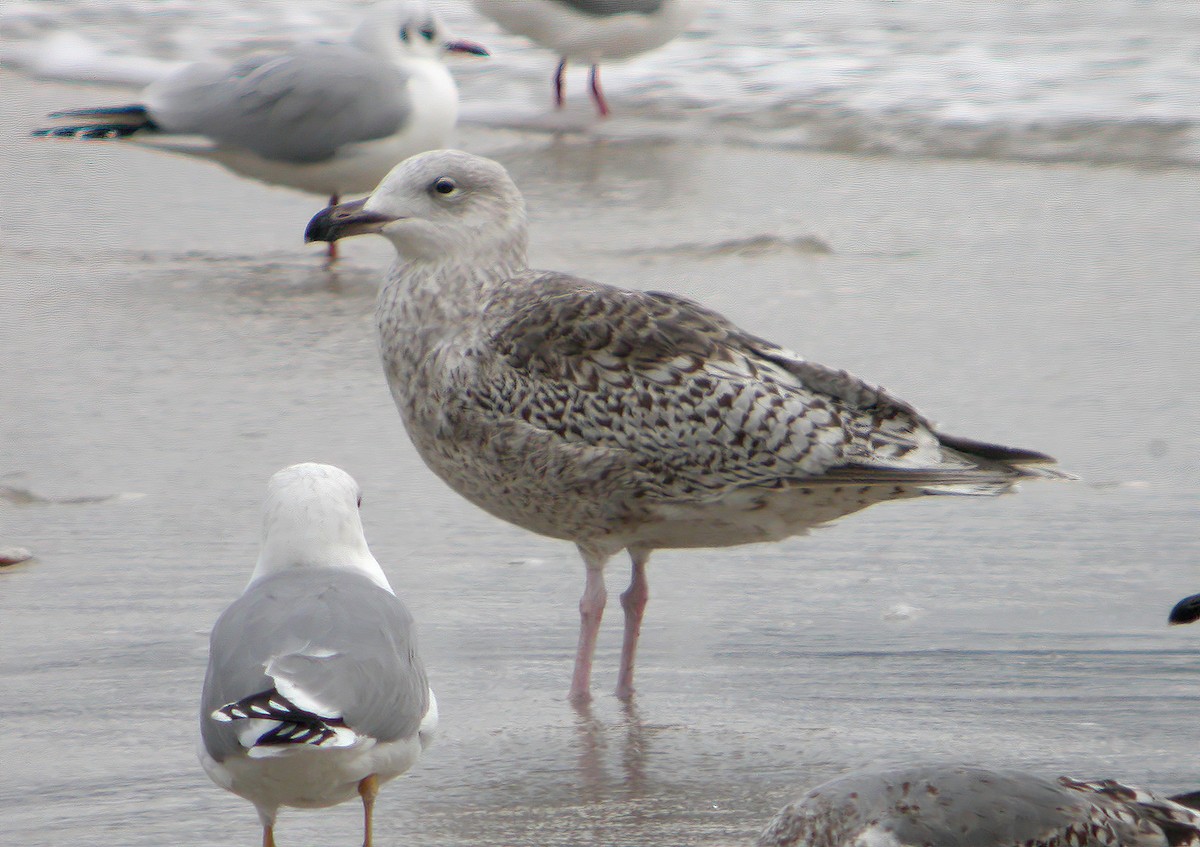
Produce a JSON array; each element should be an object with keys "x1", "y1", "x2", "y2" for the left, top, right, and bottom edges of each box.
[
  {"x1": 354, "y1": 1, "x2": 488, "y2": 62},
  {"x1": 251, "y1": 463, "x2": 390, "y2": 590},
  {"x1": 305, "y1": 149, "x2": 528, "y2": 265}
]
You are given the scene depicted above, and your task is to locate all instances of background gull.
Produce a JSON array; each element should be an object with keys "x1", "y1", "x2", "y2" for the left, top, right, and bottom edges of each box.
[
  {"x1": 200, "y1": 463, "x2": 437, "y2": 847},
  {"x1": 304, "y1": 149, "x2": 1072, "y2": 704},
  {"x1": 34, "y1": 1, "x2": 486, "y2": 257},
  {"x1": 756, "y1": 763, "x2": 1200, "y2": 847},
  {"x1": 470, "y1": 0, "x2": 703, "y2": 115}
]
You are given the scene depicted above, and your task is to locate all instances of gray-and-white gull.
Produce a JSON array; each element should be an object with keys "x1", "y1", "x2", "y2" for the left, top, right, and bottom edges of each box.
[
  {"x1": 757, "y1": 763, "x2": 1200, "y2": 847},
  {"x1": 199, "y1": 463, "x2": 437, "y2": 847},
  {"x1": 471, "y1": 0, "x2": 703, "y2": 115},
  {"x1": 304, "y1": 149, "x2": 1072, "y2": 703},
  {"x1": 35, "y1": 1, "x2": 486, "y2": 257}
]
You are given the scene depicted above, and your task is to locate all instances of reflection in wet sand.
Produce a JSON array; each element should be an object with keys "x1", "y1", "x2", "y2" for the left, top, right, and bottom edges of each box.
[{"x1": 574, "y1": 699, "x2": 652, "y2": 803}]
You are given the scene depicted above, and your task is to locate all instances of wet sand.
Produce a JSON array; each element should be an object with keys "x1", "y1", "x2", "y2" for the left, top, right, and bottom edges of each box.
[{"x1": 2, "y1": 71, "x2": 1199, "y2": 846}]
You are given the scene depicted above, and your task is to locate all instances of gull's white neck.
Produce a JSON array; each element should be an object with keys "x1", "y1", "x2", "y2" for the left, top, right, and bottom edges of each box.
[
  {"x1": 401, "y1": 57, "x2": 460, "y2": 132},
  {"x1": 248, "y1": 512, "x2": 393, "y2": 593}
]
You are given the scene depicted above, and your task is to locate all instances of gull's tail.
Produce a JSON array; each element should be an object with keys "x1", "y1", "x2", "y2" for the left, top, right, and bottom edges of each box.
[
  {"x1": 32, "y1": 105, "x2": 157, "y2": 139},
  {"x1": 936, "y1": 432, "x2": 1078, "y2": 482}
]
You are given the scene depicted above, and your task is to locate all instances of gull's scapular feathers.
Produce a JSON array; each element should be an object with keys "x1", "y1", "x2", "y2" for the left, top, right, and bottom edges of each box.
[
  {"x1": 199, "y1": 463, "x2": 436, "y2": 847},
  {"x1": 757, "y1": 763, "x2": 1200, "y2": 847},
  {"x1": 305, "y1": 149, "x2": 1072, "y2": 702},
  {"x1": 35, "y1": 2, "x2": 487, "y2": 199}
]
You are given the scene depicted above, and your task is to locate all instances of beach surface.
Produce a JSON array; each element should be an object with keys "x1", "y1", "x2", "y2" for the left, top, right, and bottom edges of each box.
[{"x1": 2, "y1": 70, "x2": 1199, "y2": 846}]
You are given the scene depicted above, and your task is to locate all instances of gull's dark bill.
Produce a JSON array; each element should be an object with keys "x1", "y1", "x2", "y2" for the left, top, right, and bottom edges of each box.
[{"x1": 305, "y1": 199, "x2": 399, "y2": 243}]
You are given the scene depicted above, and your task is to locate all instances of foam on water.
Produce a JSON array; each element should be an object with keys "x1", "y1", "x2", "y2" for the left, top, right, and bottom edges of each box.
[{"x1": 3, "y1": 0, "x2": 1199, "y2": 164}]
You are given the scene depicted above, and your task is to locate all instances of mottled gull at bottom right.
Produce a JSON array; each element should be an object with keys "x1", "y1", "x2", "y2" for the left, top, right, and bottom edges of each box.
[
  {"x1": 305, "y1": 149, "x2": 1074, "y2": 704},
  {"x1": 757, "y1": 763, "x2": 1200, "y2": 847}
]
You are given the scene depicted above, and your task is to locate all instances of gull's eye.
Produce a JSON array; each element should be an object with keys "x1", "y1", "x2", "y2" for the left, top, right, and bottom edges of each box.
[
  {"x1": 356, "y1": 495, "x2": 363, "y2": 508},
  {"x1": 419, "y1": 24, "x2": 436, "y2": 41},
  {"x1": 398, "y1": 26, "x2": 409, "y2": 42},
  {"x1": 432, "y1": 177, "x2": 458, "y2": 196}
]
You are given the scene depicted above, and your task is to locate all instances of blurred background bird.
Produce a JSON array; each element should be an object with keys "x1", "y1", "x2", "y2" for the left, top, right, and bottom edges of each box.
[
  {"x1": 470, "y1": 0, "x2": 702, "y2": 115},
  {"x1": 34, "y1": 1, "x2": 487, "y2": 258}
]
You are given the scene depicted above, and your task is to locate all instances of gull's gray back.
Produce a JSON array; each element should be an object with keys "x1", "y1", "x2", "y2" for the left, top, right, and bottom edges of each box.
[
  {"x1": 200, "y1": 569, "x2": 428, "y2": 763},
  {"x1": 147, "y1": 43, "x2": 412, "y2": 163},
  {"x1": 757, "y1": 764, "x2": 1200, "y2": 846}
]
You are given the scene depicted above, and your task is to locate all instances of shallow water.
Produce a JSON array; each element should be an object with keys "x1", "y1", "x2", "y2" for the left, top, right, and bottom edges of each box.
[
  {"x1": 2, "y1": 0, "x2": 1199, "y2": 166},
  {"x1": 2, "y1": 74, "x2": 1199, "y2": 845}
]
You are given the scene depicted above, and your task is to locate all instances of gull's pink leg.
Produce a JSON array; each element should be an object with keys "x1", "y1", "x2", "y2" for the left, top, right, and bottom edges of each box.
[
  {"x1": 325, "y1": 193, "x2": 341, "y2": 261},
  {"x1": 571, "y1": 547, "x2": 609, "y2": 703},
  {"x1": 588, "y1": 64, "x2": 610, "y2": 117},
  {"x1": 554, "y1": 57, "x2": 567, "y2": 109},
  {"x1": 615, "y1": 548, "x2": 650, "y2": 700}
]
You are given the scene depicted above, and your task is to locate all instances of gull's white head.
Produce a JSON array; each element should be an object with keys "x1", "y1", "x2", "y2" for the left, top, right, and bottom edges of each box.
[
  {"x1": 305, "y1": 149, "x2": 529, "y2": 266},
  {"x1": 250, "y1": 463, "x2": 392, "y2": 591},
  {"x1": 353, "y1": 1, "x2": 489, "y2": 62}
]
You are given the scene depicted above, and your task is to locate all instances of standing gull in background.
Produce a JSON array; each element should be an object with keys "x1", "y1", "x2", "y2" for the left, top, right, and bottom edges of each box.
[
  {"x1": 200, "y1": 463, "x2": 437, "y2": 847},
  {"x1": 34, "y1": 1, "x2": 486, "y2": 259},
  {"x1": 305, "y1": 150, "x2": 1072, "y2": 703},
  {"x1": 757, "y1": 763, "x2": 1200, "y2": 847},
  {"x1": 471, "y1": 0, "x2": 702, "y2": 115},
  {"x1": 1170, "y1": 591, "x2": 1200, "y2": 625}
]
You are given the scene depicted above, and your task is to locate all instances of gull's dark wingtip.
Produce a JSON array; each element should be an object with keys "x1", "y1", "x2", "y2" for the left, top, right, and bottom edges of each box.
[
  {"x1": 34, "y1": 105, "x2": 156, "y2": 140},
  {"x1": 1171, "y1": 789, "x2": 1200, "y2": 811},
  {"x1": 1168, "y1": 592, "x2": 1200, "y2": 626}
]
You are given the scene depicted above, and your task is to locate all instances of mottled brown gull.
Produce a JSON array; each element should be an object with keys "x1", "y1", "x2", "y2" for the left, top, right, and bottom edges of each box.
[
  {"x1": 305, "y1": 149, "x2": 1072, "y2": 703},
  {"x1": 757, "y1": 763, "x2": 1200, "y2": 847},
  {"x1": 200, "y1": 463, "x2": 437, "y2": 847}
]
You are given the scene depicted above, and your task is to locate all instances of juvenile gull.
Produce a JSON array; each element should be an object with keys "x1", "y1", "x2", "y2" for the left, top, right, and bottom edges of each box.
[
  {"x1": 199, "y1": 463, "x2": 436, "y2": 847},
  {"x1": 305, "y1": 150, "x2": 1072, "y2": 703},
  {"x1": 1170, "y1": 591, "x2": 1200, "y2": 625},
  {"x1": 471, "y1": 0, "x2": 703, "y2": 115},
  {"x1": 757, "y1": 763, "x2": 1200, "y2": 847},
  {"x1": 35, "y1": 1, "x2": 486, "y2": 257}
]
